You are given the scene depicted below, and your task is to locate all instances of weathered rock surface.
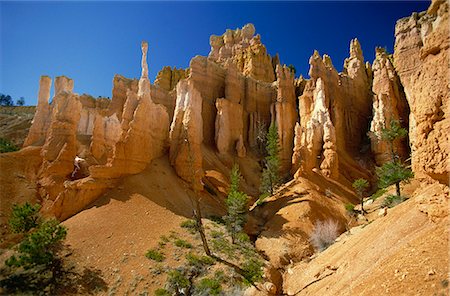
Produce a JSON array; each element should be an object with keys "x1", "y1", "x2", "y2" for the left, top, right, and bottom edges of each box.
[
  {"x1": 209, "y1": 23, "x2": 276, "y2": 82},
  {"x1": 393, "y1": 0, "x2": 449, "y2": 183},
  {"x1": 23, "y1": 76, "x2": 52, "y2": 146},
  {"x1": 292, "y1": 39, "x2": 372, "y2": 180},
  {"x1": 154, "y1": 66, "x2": 189, "y2": 91},
  {"x1": 369, "y1": 48, "x2": 409, "y2": 165}
]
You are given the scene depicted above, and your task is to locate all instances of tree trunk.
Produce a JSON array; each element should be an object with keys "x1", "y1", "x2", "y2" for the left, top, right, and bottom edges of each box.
[
  {"x1": 193, "y1": 202, "x2": 211, "y2": 256},
  {"x1": 395, "y1": 182, "x2": 401, "y2": 197}
]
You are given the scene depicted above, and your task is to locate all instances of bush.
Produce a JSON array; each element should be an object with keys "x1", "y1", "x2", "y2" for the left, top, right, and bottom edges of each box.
[
  {"x1": 371, "y1": 188, "x2": 387, "y2": 200},
  {"x1": 154, "y1": 288, "x2": 171, "y2": 296},
  {"x1": 6, "y1": 219, "x2": 67, "y2": 269},
  {"x1": 310, "y1": 220, "x2": 339, "y2": 252},
  {"x1": 9, "y1": 202, "x2": 41, "y2": 233},
  {"x1": 185, "y1": 253, "x2": 215, "y2": 269},
  {"x1": 180, "y1": 219, "x2": 197, "y2": 234},
  {"x1": 241, "y1": 258, "x2": 263, "y2": 285},
  {"x1": 166, "y1": 269, "x2": 190, "y2": 294},
  {"x1": 195, "y1": 278, "x2": 222, "y2": 295},
  {"x1": 145, "y1": 249, "x2": 165, "y2": 262},
  {"x1": 174, "y1": 239, "x2": 192, "y2": 249},
  {"x1": 344, "y1": 203, "x2": 356, "y2": 216},
  {"x1": 0, "y1": 138, "x2": 19, "y2": 153},
  {"x1": 382, "y1": 194, "x2": 406, "y2": 208}
]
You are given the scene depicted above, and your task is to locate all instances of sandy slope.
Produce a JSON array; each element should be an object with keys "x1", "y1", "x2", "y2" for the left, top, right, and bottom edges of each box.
[
  {"x1": 62, "y1": 156, "x2": 223, "y2": 295},
  {"x1": 283, "y1": 180, "x2": 449, "y2": 296}
]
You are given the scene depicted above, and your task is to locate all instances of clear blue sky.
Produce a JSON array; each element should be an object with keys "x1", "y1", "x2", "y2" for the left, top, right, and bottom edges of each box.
[{"x1": 1, "y1": 1, "x2": 430, "y2": 106}]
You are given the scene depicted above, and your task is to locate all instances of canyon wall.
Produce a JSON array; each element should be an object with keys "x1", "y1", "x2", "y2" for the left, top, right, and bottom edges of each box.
[{"x1": 393, "y1": 0, "x2": 449, "y2": 184}]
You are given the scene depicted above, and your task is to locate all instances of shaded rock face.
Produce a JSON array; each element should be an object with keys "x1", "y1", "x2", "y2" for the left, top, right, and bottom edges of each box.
[
  {"x1": 209, "y1": 23, "x2": 276, "y2": 82},
  {"x1": 393, "y1": 0, "x2": 449, "y2": 183},
  {"x1": 292, "y1": 39, "x2": 372, "y2": 179},
  {"x1": 369, "y1": 48, "x2": 409, "y2": 165}
]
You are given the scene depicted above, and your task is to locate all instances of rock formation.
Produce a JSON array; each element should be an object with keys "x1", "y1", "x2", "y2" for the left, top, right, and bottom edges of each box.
[
  {"x1": 23, "y1": 76, "x2": 52, "y2": 146},
  {"x1": 209, "y1": 23, "x2": 276, "y2": 82},
  {"x1": 154, "y1": 66, "x2": 189, "y2": 91},
  {"x1": 369, "y1": 48, "x2": 409, "y2": 165},
  {"x1": 292, "y1": 39, "x2": 372, "y2": 180},
  {"x1": 393, "y1": 0, "x2": 449, "y2": 183}
]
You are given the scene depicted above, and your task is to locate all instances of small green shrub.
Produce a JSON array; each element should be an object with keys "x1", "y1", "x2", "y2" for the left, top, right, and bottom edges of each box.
[
  {"x1": 241, "y1": 258, "x2": 264, "y2": 285},
  {"x1": 211, "y1": 237, "x2": 235, "y2": 258},
  {"x1": 180, "y1": 219, "x2": 197, "y2": 234},
  {"x1": 185, "y1": 253, "x2": 215, "y2": 269},
  {"x1": 195, "y1": 278, "x2": 222, "y2": 295},
  {"x1": 382, "y1": 194, "x2": 406, "y2": 208},
  {"x1": 344, "y1": 203, "x2": 356, "y2": 216},
  {"x1": 166, "y1": 269, "x2": 190, "y2": 293},
  {"x1": 6, "y1": 219, "x2": 67, "y2": 269},
  {"x1": 174, "y1": 239, "x2": 192, "y2": 249},
  {"x1": 210, "y1": 230, "x2": 224, "y2": 239},
  {"x1": 0, "y1": 138, "x2": 19, "y2": 153},
  {"x1": 145, "y1": 249, "x2": 165, "y2": 262},
  {"x1": 371, "y1": 188, "x2": 387, "y2": 200},
  {"x1": 160, "y1": 235, "x2": 169, "y2": 243},
  {"x1": 154, "y1": 288, "x2": 171, "y2": 296},
  {"x1": 236, "y1": 232, "x2": 250, "y2": 243},
  {"x1": 9, "y1": 202, "x2": 41, "y2": 233}
]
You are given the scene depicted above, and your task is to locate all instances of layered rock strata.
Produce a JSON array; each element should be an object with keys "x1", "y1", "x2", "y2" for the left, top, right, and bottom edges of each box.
[{"x1": 393, "y1": 0, "x2": 449, "y2": 183}]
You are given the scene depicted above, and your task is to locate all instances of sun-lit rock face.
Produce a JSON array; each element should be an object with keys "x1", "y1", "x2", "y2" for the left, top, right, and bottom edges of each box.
[
  {"x1": 369, "y1": 48, "x2": 410, "y2": 165},
  {"x1": 23, "y1": 76, "x2": 52, "y2": 147},
  {"x1": 154, "y1": 66, "x2": 189, "y2": 92},
  {"x1": 393, "y1": 0, "x2": 449, "y2": 184},
  {"x1": 209, "y1": 23, "x2": 276, "y2": 82},
  {"x1": 292, "y1": 39, "x2": 372, "y2": 179}
]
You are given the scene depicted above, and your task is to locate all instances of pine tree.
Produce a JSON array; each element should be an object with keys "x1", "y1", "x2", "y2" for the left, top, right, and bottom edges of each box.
[
  {"x1": 376, "y1": 120, "x2": 413, "y2": 197},
  {"x1": 260, "y1": 123, "x2": 280, "y2": 196},
  {"x1": 352, "y1": 178, "x2": 369, "y2": 215},
  {"x1": 224, "y1": 164, "x2": 248, "y2": 244}
]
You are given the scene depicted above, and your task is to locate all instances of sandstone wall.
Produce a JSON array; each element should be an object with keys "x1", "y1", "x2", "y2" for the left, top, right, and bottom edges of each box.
[{"x1": 393, "y1": 0, "x2": 449, "y2": 183}]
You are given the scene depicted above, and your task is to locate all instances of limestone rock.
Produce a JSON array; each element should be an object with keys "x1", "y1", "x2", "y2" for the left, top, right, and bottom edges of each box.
[
  {"x1": 169, "y1": 79, "x2": 204, "y2": 191},
  {"x1": 208, "y1": 24, "x2": 275, "y2": 82},
  {"x1": 274, "y1": 65, "x2": 297, "y2": 175},
  {"x1": 393, "y1": 0, "x2": 449, "y2": 183},
  {"x1": 292, "y1": 40, "x2": 372, "y2": 179},
  {"x1": 154, "y1": 66, "x2": 189, "y2": 91},
  {"x1": 23, "y1": 76, "x2": 52, "y2": 147},
  {"x1": 54, "y1": 76, "x2": 74, "y2": 95},
  {"x1": 215, "y1": 98, "x2": 244, "y2": 156},
  {"x1": 369, "y1": 48, "x2": 409, "y2": 165}
]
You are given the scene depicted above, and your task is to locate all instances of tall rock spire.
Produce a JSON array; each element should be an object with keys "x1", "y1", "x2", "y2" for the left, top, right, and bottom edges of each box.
[{"x1": 138, "y1": 41, "x2": 150, "y2": 97}]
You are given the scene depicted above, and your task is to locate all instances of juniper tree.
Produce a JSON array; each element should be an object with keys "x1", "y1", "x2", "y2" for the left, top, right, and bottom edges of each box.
[
  {"x1": 352, "y1": 178, "x2": 369, "y2": 215},
  {"x1": 224, "y1": 164, "x2": 248, "y2": 244},
  {"x1": 376, "y1": 120, "x2": 413, "y2": 197},
  {"x1": 260, "y1": 123, "x2": 280, "y2": 196}
]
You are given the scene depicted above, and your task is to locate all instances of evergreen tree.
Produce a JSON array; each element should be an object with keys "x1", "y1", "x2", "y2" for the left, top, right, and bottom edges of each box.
[
  {"x1": 224, "y1": 164, "x2": 248, "y2": 244},
  {"x1": 260, "y1": 123, "x2": 280, "y2": 196},
  {"x1": 376, "y1": 120, "x2": 413, "y2": 197},
  {"x1": 352, "y1": 178, "x2": 369, "y2": 215}
]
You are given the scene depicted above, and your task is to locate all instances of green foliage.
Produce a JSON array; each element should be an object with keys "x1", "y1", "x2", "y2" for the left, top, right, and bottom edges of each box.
[
  {"x1": 260, "y1": 123, "x2": 280, "y2": 196},
  {"x1": 145, "y1": 249, "x2": 165, "y2": 262},
  {"x1": 224, "y1": 164, "x2": 249, "y2": 244},
  {"x1": 6, "y1": 219, "x2": 67, "y2": 269},
  {"x1": 0, "y1": 138, "x2": 19, "y2": 153},
  {"x1": 195, "y1": 278, "x2": 222, "y2": 295},
  {"x1": 180, "y1": 219, "x2": 197, "y2": 234},
  {"x1": 381, "y1": 120, "x2": 407, "y2": 143},
  {"x1": 382, "y1": 194, "x2": 406, "y2": 208},
  {"x1": 287, "y1": 64, "x2": 297, "y2": 75},
  {"x1": 344, "y1": 203, "x2": 355, "y2": 215},
  {"x1": 371, "y1": 188, "x2": 387, "y2": 200},
  {"x1": 211, "y1": 237, "x2": 236, "y2": 259},
  {"x1": 352, "y1": 179, "x2": 369, "y2": 196},
  {"x1": 16, "y1": 97, "x2": 25, "y2": 106},
  {"x1": 166, "y1": 269, "x2": 190, "y2": 294},
  {"x1": 186, "y1": 252, "x2": 215, "y2": 270},
  {"x1": 236, "y1": 232, "x2": 250, "y2": 243},
  {"x1": 0, "y1": 93, "x2": 14, "y2": 106},
  {"x1": 376, "y1": 161, "x2": 413, "y2": 189},
  {"x1": 210, "y1": 230, "x2": 224, "y2": 238},
  {"x1": 174, "y1": 239, "x2": 192, "y2": 249},
  {"x1": 241, "y1": 258, "x2": 264, "y2": 285},
  {"x1": 9, "y1": 202, "x2": 41, "y2": 233},
  {"x1": 154, "y1": 288, "x2": 171, "y2": 296}
]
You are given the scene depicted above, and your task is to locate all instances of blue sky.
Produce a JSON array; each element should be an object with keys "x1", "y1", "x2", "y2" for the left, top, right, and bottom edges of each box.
[{"x1": 1, "y1": 1, "x2": 430, "y2": 105}]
